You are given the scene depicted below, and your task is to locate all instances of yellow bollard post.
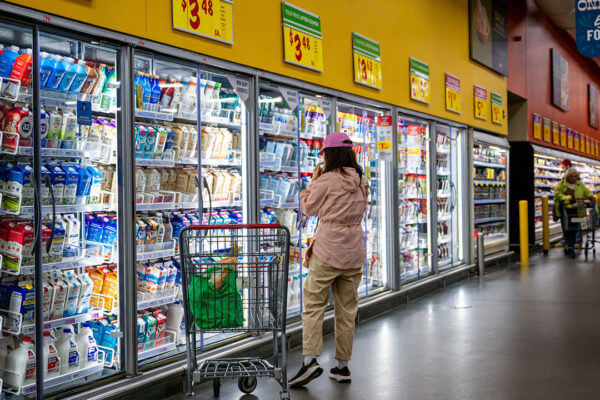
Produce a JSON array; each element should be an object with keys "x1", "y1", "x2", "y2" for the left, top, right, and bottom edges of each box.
[
  {"x1": 519, "y1": 200, "x2": 529, "y2": 268},
  {"x1": 542, "y1": 196, "x2": 550, "y2": 255}
]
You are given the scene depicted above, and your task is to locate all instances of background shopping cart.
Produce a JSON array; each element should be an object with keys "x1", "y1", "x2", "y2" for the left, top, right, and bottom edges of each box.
[
  {"x1": 179, "y1": 224, "x2": 290, "y2": 399},
  {"x1": 560, "y1": 199, "x2": 597, "y2": 259}
]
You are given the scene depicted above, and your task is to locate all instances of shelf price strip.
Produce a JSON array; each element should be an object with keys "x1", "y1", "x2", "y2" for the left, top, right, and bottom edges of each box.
[
  {"x1": 445, "y1": 73, "x2": 461, "y2": 114},
  {"x1": 352, "y1": 32, "x2": 382, "y2": 89},
  {"x1": 491, "y1": 92, "x2": 504, "y2": 125},
  {"x1": 172, "y1": 0, "x2": 233, "y2": 44},
  {"x1": 473, "y1": 84, "x2": 488, "y2": 121},
  {"x1": 282, "y1": 2, "x2": 324, "y2": 72}
]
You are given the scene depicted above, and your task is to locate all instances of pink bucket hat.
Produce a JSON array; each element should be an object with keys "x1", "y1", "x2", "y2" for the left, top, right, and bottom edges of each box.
[{"x1": 318, "y1": 132, "x2": 354, "y2": 155}]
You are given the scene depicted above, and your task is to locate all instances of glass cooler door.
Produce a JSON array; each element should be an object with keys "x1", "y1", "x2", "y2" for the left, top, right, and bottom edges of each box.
[
  {"x1": 435, "y1": 124, "x2": 465, "y2": 269},
  {"x1": 257, "y1": 82, "x2": 301, "y2": 317},
  {"x1": 397, "y1": 115, "x2": 431, "y2": 282}
]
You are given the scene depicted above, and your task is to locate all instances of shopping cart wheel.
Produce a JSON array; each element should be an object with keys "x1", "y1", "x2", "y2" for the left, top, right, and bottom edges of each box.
[
  {"x1": 237, "y1": 377, "x2": 258, "y2": 394},
  {"x1": 213, "y1": 378, "x2": 220, "y2": 397}
]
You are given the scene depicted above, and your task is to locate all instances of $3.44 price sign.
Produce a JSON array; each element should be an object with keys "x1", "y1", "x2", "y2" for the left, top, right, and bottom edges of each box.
[
  {"x1": 354, "y1": 53, "x2": 382, "y2": 89},
  {"x1": 283, "y1": 26, "x2": 323, "y2": 71},
  {"x1": 473, "y1": 85, "x2": 488, "y2": 121},
  {"x1": 172, "y1": 0, "x2": 233, "y2": 44}
]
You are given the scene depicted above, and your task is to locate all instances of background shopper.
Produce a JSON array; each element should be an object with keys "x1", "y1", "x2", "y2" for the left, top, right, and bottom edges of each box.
[
  {"x1": 554, "y1": 167, "x2": 593, "y2": 256},
  {"x1": 288, "y1": 132, "x2": 368, "y2": 388}
]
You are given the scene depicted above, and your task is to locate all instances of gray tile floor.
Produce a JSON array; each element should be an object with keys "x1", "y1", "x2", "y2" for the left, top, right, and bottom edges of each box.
[{"x1": 176, "y1": 250, "x2": 600, "y2": 400}]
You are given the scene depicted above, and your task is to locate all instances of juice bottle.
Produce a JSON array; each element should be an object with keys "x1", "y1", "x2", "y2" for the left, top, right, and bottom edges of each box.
[
  {"x1": 39, "y1": 51, "x2": 55, "y2": 88},
  {"x1": 0, "y1": 45, "x2": 19, "y2": 78},
  {"x1": 3, "y1": 49, "x2": 32, "y2": 97},
  {"x1": 69, "y1": 59, "x2": 89, "y2": 94},
  {"x1": 57, "y1": 57, "x2": 77, "y2": 93},
  {"x1": 45, "y1": 55, "x2": 66, "y2": 91}
]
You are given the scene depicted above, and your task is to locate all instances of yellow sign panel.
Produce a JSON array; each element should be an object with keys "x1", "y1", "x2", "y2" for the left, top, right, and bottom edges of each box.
[
  {"x1": 410, "y1": 74, "x2": 431, "y2": 104},
  {"x1": 445, "y1": 88, "x2": 461, "y2": 114},
  {"x1": 491, "y1": 103, "x2": 503, "y2": 125},
  {"x1": 172, "y1": 0, "x2": 233, "y2": 44},
  {"x1": 354, "y1": 53, "x2": 382, "y2": 89},
  {"x1": 283, "y1": 26, "x2": 324, "y2": 72},
  {"x1": 474, "y1": 97, "x2": 487, "y2": 120}
]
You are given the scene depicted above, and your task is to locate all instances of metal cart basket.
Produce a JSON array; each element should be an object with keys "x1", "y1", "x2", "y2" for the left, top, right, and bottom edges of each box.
[
  {"x1": 560, "y1": 199, "x2": 597, "y2": 259},
  {"x1": 179, "y1": 224, "x2": 290, "y2": 399}
]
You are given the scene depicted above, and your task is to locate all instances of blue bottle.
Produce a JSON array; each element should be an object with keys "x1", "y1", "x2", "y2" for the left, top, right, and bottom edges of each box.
[
  {"x1": 57, "y1": 57, "x2": 77, "y2": 93},
  {"x1": 149, "y1": 75, "x2": 161, "y2": 108},
  {"x1": 45, "y1": 55, "x2": 66, "y2": 91},
  {"x1": 39, "y1": 52, "x2": 55, "y2": 88},
  {"x1": 142, "y1": 73, "x2": 152, "y2": 109},
  {"x1": 68, "y1": 60, "x2": 89, "y2": 94},
  {"x1": 0, "y1": 45, "x2": 20, "y2": 78}
]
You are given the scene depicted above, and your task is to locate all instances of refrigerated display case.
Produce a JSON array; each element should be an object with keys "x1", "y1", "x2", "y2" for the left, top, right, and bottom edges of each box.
[
  {"x1": 397, "y1": 115, "x2": 430, "y2": 281},
  {"x1": 0, "y1": 23, "x2": 124, "y2": 397},
  {"x1": 473, "y1": 131, "x2": 510, "y2": 257}
]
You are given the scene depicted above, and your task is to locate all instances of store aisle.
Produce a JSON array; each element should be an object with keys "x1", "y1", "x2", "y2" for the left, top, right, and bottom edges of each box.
[{"x1": 180, "y1": 252, "x2": 600, "y2": 400}]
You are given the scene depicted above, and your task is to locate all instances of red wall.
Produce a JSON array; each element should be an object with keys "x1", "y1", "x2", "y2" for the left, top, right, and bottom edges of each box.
[{"x1": 508, "y1": 0, "x2": 600, "y2": 158}]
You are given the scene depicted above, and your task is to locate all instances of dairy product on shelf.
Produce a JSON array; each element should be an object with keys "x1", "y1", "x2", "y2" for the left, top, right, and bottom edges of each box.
[
  {"x1": 56, "y1": 328, "x2": 80, "y2": 374},
  {"x1": 4, "y1": 336, "x2": 35, "y2": 389},
  {"x1": 42, "y1": 331, "x2": 61, "y2": 377}
]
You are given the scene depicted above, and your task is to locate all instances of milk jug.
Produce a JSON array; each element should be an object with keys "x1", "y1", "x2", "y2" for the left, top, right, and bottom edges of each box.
[
  {"x1": 75, "y1": 322, "x2": 98, "y2": 368},
  {"x1": 4, "y1": 336, "x2": 35, "y2": 389},
  {"x1": 56, "y1": 328, "x2": 80, "y2": 373}
]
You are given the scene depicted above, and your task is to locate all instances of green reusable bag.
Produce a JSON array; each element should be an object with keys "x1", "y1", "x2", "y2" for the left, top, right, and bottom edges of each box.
[{"x1": 189, "y1": 266, "x2": 244, "y2": 329}]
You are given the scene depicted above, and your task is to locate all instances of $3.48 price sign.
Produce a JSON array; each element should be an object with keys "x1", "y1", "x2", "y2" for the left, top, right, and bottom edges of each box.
[
  {"x1": 283, "y1": 26, "x2": 324, "y2": 71},
  {"x1": 445, "y1": 88, "x2": 461, "y2": 114},
  {"x1": 491, "y1": 103, "x2": 503, "y2": 125},
  {"x1": 353, "y1": 53, "x2": 382, "y2": 89},
  {"x1": 172, "y1": 0, "x2": 233, "y2": 44}
]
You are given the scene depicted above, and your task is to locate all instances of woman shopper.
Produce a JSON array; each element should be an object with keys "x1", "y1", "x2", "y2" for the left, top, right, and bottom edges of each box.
[
  {"x1": 288, "y1": 132, "x2": 368, "y2": 388},
  {"x1": 554, "y1": 167, "x2": 593, "y2": 256}
]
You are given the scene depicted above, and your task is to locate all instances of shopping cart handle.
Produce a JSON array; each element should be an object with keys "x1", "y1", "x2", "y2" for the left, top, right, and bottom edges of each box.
[{"x1": 184, "y1": 223, "x2": 282, "y2": 230}]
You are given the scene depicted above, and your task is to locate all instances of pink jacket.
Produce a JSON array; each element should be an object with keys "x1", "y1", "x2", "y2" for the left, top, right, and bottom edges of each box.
[{"x1": 300, "y1": 167, "x2": 368, "y2": 270}]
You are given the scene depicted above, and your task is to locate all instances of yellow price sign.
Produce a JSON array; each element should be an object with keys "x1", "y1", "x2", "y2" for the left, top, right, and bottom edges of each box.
[
  {"x1": 445, "y1": 88, "x2": 461, "y2": 114},
  {"x1": 474, "y1": 97, "x2": 488, "y2": 120},
  {"x1": 410, "y1": 74, "x2": 431, "y2": 104},
  {"x1": 552, "y1": 122, "x2": 559, "y2": 145},
  {"x1": 486, "y1": 168, "x2": 495, "y2": 180},
  {"x1": 377, "y1": 141, "x2": 391, "y2": 151},
  {"x1": 283, "y1": 26, "x2": 324, "y2": 72},
  {"x1": 172, "y1": 0, "x2": 233, "y2": 44},
  {"x1": 491, "y1": 92, "x2": 503, "y2": 125},
  {"x1": 354, "y1": 53, "x2": 382, "y2": 89},
  {"x1": 543, "y1": 118, "x2": 551, "y2": 142},
  {"x1": 533, "y1": 114, "x2": 542, "y2": 140},
  {"x1": 474, "y1": 85, "x2": 488, "y2": 121},
  {"x1": 492, "y1": 104, "x2": 503, "y2": 124},
  {"x1": 560, "y1": 125, "x2": 566, "y2": 147}
]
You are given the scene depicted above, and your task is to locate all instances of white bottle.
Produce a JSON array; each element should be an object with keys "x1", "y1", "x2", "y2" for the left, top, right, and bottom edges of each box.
[
  {"x1": 75, "y1": 323, "x2": 98, "y2": 368},
  {"x1": 180, "y1": 76, "x2": 197, "y2": 114},
  {"x1": 291, "y1": 276, "x2": 300, "y2": 308},
  {"x1": 4, "y1": 336, "x2": 35, "y2": 389},
  {"x1": 42, "y1": 331, "x2": 61, "y2": 377},
  {"x1": 0, "y1": 332, "x2": 15, "y2": 380},
  {"x1": 56, "y1": 328, "x2": 80, "y2": 373},
  {"x1": 166, "y1": 302, "x2": 185, "y2": 341},
  {"x1": 287, "y1": 278, "x2": 294, "y2": 308}
]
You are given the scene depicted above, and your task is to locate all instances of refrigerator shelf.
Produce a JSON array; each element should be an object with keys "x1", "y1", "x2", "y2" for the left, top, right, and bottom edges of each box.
[
  {"x1": 474, "y1": 180, "x2": 505, "y2": 186},
  {"x1": 136, "y1": 158, "x2": 175, "y2": 167},
  {"x1": 437, "y1": 192, "x2": 451, "y2": 198},
  {"x1": 535, "y1": 174, "x2": 561, "y2": 180},
  {"x1": 0, "y1": 308, "x2": 104, "y2": 336},
  {"x1": 137, "y1": 287, "x2": 180, "y2": 310},
  {"x1": 14, "y1": 358, "x2": 106, "y2": 396},
  {"x1": 207, "y1": 200, "x2": 242, "y2": 208},
  {"x1": 300, "y1": 131, "x2": 326, "y2": 140},
  {"x1": 473, "y1": 160, "x2": 506, "y2": 169},
  {"x1": 202, "y1": 159, "x2": 241, "y2": 167},
  {"x1": 17, "y1": 147, "x2": 102, "y2": 159},
  {"x1": 534, "y1": 192, "x2": 553, "y2": 197},
  {"x1": 177, "y1": 157, "x2": 198, "y2": 165},
  {"x1": 535, "y1": 164, "x2": 561, "y2": 172},
  {"x1": 138, "y1": 338, "x2": 177, "y2": 361},
  {"x1": 202, "y1": 116, "x2": 242, "y2": 130},
  {"x1": 137, "y1": 202, "x2": 178, "y2": 211},
  {"x1": 474, "y1": 217, "x2": 506, "y2": 224},
  {"x1": 473, "y1": 199, "x2": 506, "y2": 204},
  {"x1": 534, "y1": 184, "x2": 553, "y2": 188},
  {"x1": 137, "y1": 247, "x2": 176, "y2": 262},
  {"x1": 135, "y1": 109, "x2": 174, "y2": 122},
  {"x1": 19, "y1": 256, "x2": 106, "y2": 275},
  {"x1": 17, "y1": 203, "x2": 106, "y2": 216}
]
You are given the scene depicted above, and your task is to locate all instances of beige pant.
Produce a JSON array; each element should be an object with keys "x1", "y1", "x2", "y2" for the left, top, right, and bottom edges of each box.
[{"x1": 302, "y1": 254, "x2": 362, "y2": 361}]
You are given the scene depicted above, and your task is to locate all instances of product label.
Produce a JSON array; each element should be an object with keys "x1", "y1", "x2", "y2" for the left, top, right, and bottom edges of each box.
[
  {"x1": 552, "y1": 121, "x2": 559, "y2": 145},
  {"x1": 376, "y1": 115, "x2": 393, "y2": 161},
  {"x1": 68, "y1": 344, "x2": 80, "y2": 368},
  {"x1": 25, "y1": 350, "x2": 35, "y2": 378},
  {"x1": 567, "y1": 128, "x2": 573, "y2": 148},
  {"x1": 560, "y1": 124, "x2": 567, "y2": 147},
  {"x1": 543, "y1": 118, "x2": 551, "y2": 142},
  {"x1": 87, "y1": 336, "x2": 98, "y2": 362},
  {"x1": 47, "y1": 346, "x2": 59, "y2": 371}
]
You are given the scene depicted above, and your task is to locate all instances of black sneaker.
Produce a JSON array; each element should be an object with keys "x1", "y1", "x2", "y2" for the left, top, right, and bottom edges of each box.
[
  {"x1": 329, "y1": 366, "x2": 351, "y2": 383},
  {"x1": 288, "y1": 358, "x2": 323, "y2": 388}
]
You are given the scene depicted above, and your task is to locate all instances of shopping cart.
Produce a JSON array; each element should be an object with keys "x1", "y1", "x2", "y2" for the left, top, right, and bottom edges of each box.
[
  {"x1": 179, "y1": 224, "x2": 290, "y2": 399},
  {"x1": 560, "y1": 199, "x2": 597, "y2": 259}
]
